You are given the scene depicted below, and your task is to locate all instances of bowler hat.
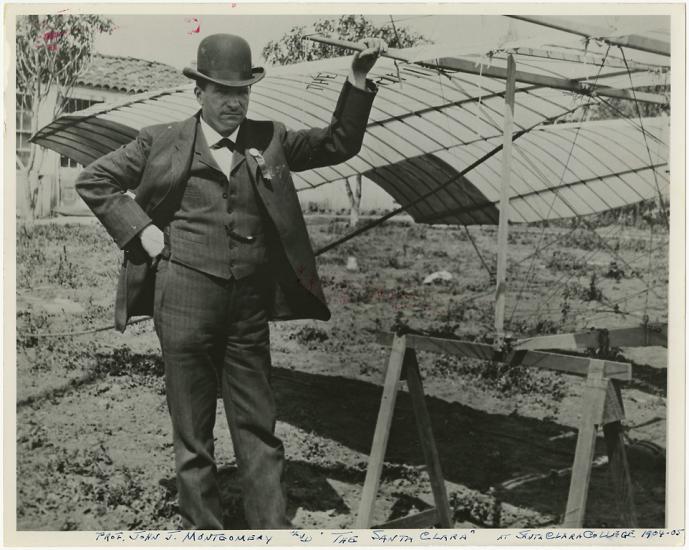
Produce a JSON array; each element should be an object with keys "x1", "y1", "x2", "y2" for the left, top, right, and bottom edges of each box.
[{"x1": 183, "y1": 34, "x2": 265, "y2": 87}]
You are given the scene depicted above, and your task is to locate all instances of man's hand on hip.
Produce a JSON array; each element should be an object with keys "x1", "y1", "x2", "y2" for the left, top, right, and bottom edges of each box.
[
  {"x1": 349, "y1": 38, "x2": 387, "y2": 89},
  {"x1": 140, "y1": 224, "x2": 165, "y2": 259}
]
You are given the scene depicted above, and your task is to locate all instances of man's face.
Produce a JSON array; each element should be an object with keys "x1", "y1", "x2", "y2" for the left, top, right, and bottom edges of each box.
[{"x1": 195, "y1": 81, "x2": 250, "y2": 136}]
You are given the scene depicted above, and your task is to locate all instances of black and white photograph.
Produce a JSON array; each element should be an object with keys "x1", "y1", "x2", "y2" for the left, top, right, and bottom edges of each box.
[{"x1": 5, "y1": 3, "x2": 684, "y2": 543}]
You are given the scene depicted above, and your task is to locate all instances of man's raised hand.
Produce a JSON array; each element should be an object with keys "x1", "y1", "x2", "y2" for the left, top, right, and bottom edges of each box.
[{"x1": 349, "y1": 38, "x2": 387, "y2": 89}]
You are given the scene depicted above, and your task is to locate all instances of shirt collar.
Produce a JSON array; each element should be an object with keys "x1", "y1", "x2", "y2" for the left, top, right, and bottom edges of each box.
[{"x1": 199, "y1": 115, "x2": 240, "y2": 148}]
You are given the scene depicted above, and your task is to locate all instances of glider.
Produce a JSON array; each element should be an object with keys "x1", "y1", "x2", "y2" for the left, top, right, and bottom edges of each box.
[{"x1": 28, "y1": 15, "x2": 673, "y2": 530}]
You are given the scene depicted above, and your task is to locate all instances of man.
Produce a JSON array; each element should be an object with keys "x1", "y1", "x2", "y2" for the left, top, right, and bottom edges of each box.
[{"x1": 76, "y1": 34, "x2": 385, "y2": 529}]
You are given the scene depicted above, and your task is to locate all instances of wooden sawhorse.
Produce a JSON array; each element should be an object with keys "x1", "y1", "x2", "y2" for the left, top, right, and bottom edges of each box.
[
  {"x1": 356, "y1": 331, "x2": 640, "y2": 528},
  {"x1": 355, "y1": 334, "x2": 453, "y2": 528},
  {"x1": 563, "y1": 358, "x2": 637, "y2": 526}
]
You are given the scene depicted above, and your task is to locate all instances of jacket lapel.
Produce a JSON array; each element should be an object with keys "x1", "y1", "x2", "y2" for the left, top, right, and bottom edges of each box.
[
  {"x1": 231, "y1": 121, "x2": 248, "y2": 175},
  {"x1": 191, "y1": 117, "x2": 246, "y2": 176},
  {"x1": 148, "y1": 114, "x2": 198, "y2": 220},
  {"x1": 193, "y1": 126, "x2": 224, "y2": 173},
  {"x1": 172, "y1": 114, "x2": 199, "y2": 181}
]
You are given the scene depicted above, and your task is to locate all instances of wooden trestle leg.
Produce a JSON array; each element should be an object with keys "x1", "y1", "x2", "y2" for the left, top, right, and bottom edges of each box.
[
  {"x1": 355, "y1": 335, "x2": 407, "y2": 528},
  {"x1": 603, "y1": 381, "x2": 638, "y2": 527},
  {"x1": 563, "y1": 359, "x2": 637, "y2": 527},
  {"x1": 355, "y1": 334, "x2": 452, "y2": 528},
  {"x1": 404, "y1": 349, "x2": 453, "y2": 528}
]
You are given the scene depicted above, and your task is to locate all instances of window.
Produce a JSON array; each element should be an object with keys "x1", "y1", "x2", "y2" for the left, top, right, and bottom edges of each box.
[
  {"x1": 60, "y1": 97, "x2": 103, "y2": 168},
  {"x1": 16, "y1": 94, "x2": 32, "y2": 169}
]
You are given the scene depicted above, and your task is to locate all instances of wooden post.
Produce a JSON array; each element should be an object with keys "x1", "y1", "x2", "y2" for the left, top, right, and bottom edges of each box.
[
  {"x1": 356, "y1": 335, "x2": 407, "y2": 528},
  {"x1": 602, "y1": 381, "x2": 638, "y2": 527},
  {"x1": 563, "y1": 359, "x2": 608, "y2": 527},
  {"x1": 404, "y1": 350, "x2": 453, "y2": 527},
  {"x1": 356, "y1": 337, "x2": 453, "y2": 529},
  {"x1": 494, "y1": 54, "x2": 517, "y2": 345}
]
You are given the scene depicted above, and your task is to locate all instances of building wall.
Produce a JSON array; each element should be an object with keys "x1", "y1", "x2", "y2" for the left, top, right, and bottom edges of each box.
[
  {"x1": 297, "y1": 177, "x2": 397, "y2": 213},
  {"x1": 24, "y1": 86, "x2": 130, "y2": 216},
  {"x1": 16, "y1": 88, "x2": 61, "y2": 217}
]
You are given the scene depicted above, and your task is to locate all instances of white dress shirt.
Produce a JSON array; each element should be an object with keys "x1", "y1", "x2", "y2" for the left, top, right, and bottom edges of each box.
[{"x1": 199, "y1": 116, "x2": 240, "y2": 178}]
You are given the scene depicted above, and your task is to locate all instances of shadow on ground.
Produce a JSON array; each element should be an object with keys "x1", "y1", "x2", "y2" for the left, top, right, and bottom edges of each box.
[
  {"x1": 270, "y1": 366, "x2": 665, "y2": 527},
  {"x1": 152, "y1": 366, "x2": 667, "y2": 529},
  {"x1": 18, "y1": 346, "x2": 664, "y2": 529}
]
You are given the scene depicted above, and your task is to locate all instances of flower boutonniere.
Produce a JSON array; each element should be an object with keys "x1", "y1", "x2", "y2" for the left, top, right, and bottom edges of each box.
[{"x1": 248, "y1": 148, "x2": 273, "y2": 181}]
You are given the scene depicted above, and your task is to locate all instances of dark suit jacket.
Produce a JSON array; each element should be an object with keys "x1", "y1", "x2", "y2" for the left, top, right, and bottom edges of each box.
[{"x1": 76, "y1": 80, "x2": 377, "y2": 331}]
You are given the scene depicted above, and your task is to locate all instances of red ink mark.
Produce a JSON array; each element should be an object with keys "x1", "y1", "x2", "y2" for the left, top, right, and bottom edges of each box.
[
  {"x1": 36, "y1": 30, "x2": 66, "y2": 51},
  {"x1": 185, "y1": 17, "x2": 200, "y2": 35},
  {"x1": 231, "y1": 3, "x2": 237, "y2": 7}
]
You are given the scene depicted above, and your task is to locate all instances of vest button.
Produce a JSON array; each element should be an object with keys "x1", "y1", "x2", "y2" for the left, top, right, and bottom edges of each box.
[{"x1": 223, "y1": 193, "x2": 228, "y2": 199}]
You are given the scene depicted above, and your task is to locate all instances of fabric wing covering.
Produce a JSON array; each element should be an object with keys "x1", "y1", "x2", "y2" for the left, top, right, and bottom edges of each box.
[
  {"x1": 32, "y1": 46, "x2": 669, "y2": 225},
  {"x1": 367, "y1": 116, "x2": 669, "y2": 225}
]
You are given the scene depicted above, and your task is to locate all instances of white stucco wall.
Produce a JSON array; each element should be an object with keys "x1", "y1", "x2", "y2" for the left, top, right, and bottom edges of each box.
[{"x1": 297, "y1": 176, "x2": 397, "y2": 213}]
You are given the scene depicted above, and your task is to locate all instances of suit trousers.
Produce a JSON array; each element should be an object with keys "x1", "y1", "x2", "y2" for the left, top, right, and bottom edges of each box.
[{"x1": 153, "y1": 258, "x2": 291, "y2": 529}]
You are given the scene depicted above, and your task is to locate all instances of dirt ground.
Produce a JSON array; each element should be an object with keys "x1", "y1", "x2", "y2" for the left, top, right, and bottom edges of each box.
[{"x1": 15, "y1": 216, "x2": 668, "y2": 530}]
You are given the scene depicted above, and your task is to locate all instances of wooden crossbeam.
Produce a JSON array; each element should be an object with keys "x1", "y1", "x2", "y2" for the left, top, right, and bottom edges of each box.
[
  {"x1": 509, "y1": 350, "x2": 632, "y2": 381},
  {"x1": 376, "y1": 332, "x2": 495, "y2": 360},
  {"x1": 375, "y1": 332, "x2": 632, "y2": 380},
  {"x1": 508, "y1": 46, "x2": 669, "y2": 71},
  {"x1": 514, "y1": 324, "x2": 668, "y2": 351},
  {"x1": 507, "y1": 15, "x2": 671, "y2": 57},
  {"x1": 305, "y1": 35, "x2": 668, "y2": 105},
  {"x1": 612, "y1": 34, "x2": 671, "y2": 58},
  {"x1": 432, "y1": 57, "x2": 667, "y2": 104}
]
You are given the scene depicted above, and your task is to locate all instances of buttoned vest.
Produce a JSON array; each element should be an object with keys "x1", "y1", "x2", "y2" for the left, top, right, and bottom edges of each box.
[{"x1": 168, "y1": 125, "x2": 268, "y2": 280}]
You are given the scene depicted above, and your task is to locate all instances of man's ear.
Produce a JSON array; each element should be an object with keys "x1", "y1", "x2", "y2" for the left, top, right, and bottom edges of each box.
[{"x1": 194, "y1": 86, "x2": 203, "y2": 105}]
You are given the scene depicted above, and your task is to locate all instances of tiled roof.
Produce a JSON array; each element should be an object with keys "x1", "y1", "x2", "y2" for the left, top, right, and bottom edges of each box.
[{"x1": 76, "y1": 54, "x2": 188, "y2": 94}]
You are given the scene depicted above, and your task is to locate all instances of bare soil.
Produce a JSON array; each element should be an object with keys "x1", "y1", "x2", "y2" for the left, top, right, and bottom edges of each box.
[{"x1": 15, "y1": 217, "x2": 668, "y2": 531}]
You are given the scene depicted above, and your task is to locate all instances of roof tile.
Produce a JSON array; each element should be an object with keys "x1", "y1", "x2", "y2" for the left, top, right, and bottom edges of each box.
[{"x1": 76, "y1": 54, "x2": 188, "y2": 93}]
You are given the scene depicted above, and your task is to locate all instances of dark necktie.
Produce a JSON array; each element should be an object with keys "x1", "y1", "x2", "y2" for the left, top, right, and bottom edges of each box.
[{"x1": 211, "y1": 137, "x2": 235, "y2": 152}]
